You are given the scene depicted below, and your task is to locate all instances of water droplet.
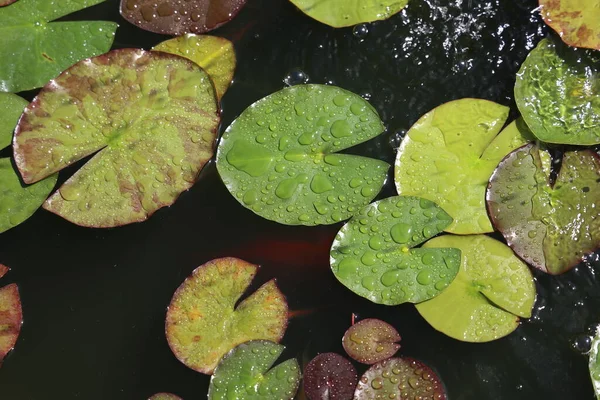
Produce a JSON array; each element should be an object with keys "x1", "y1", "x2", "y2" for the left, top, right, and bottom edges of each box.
[
  {"x1": 391, "y1": 223, "x2": 412, "y2": 243},
  {"x1": 283, "y1": 69, "x2": 309, "y2": 86},
  {"x1": 353, "y1": 23, "x2": 370, "y2": 39},
  {"x1": 417, "y1": 270, "x2": 432, "y2": 285}
]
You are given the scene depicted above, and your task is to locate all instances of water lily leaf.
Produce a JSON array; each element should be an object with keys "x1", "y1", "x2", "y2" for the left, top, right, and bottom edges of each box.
[
  {"x1": 515, "y1": 38, "x2": 600, "y2": 145},
  {"x1": 415, "y1": 235, "x2": 536, "y2": 342},
  {"x1": 303, "y1": 352, "x2": 357, "y2": 400},
  {"x1": 0, "y1": 93, "x2": 27, "y2": 149},
  {"x1": 148, "y1": 394, "x2": 182, "y2": 400},
  {"x1": 354, "y1": 357, "x2": 446, "y2": 400},
  {"x1": 0, "y1": 265, "x2": 8, "y2": 279},
  {"x1": 487, "y1": 143, "x2": 600, "y2": 275},
  {"x1": 589, "y1": 326, "x2": 600, "y2": 399},
  {"x1": 0, "y1": 284, "x2": 22, "y2": 365},
  {"x1": 289, "y1": 0, "x2": 407, "y2": 28},
  {"x1": 0, "y1": 0, "x2": 18, "y2": 6},
  {"x1": 13, "y1": 49, "x2": 219, "y2": 228},
  {"x1": 342, "y1": 318, "x2": 400, "y2": 365},
  {"x1": 166, "y1": 258, "x2": 288, "y2": 375},
  {"x1": 330, "y1": 196, "x2": 460, "y2": 306},
  {"x1": 394, "y1": 99, "x2": 534, "y2": 234},
  {"x1": 208, "y1": 340, "x2": 301, "y2": 400},
  {"x1": 153, "y1": 34, "x2": 235, "y2": 101},
  {"x1": 540, "y1": 0, "x2": 600, "y2": 50},
  {"x1": 120, "y1": 0, "x2": 247, "y2": 35},
  {"x1": 0, "y1": 0, "x2": 117, "y2": 93},
  {"x1": 217, "y1": 84, "x2": 389, "y2": 226}
]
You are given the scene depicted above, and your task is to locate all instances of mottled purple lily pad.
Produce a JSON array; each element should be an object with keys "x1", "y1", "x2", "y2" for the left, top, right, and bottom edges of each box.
[
  {"x1": 539, "y1": 0, "x2": 600, "y2": 50},
  {"x1": 303, "y1": 353, "x2": 357, "y2": 400},
  {"x1": 342, "y1": 319, "x2": 401, "y2": 365},
  {"x1": 0, "y1": 0, "x2": 18, "y2": 6},
  {"x1": 148, "y1": 394, "x2": 182, "y2": 400},
  {"x1": 0, "y1": 284, "x2": 22, "y2": 365}
]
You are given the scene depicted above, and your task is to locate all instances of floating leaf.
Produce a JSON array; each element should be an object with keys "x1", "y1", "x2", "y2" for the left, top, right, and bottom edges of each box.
[
  {"x1": 330, "y1": 196, "x2": 460, "y2": 305},
  {"x1": 487, "y1": 143, "x2": 600, "y2": 275},
  {"x1": 0, "y1": 0, "x2": 18, "y2": 6},
  {"x1": 354, "y1": 357, "x2": 446, "y2": 400},
  {"x1": 208, "y1": 340, "x2": 300, "y2": 400},
  {"x1": 394, "y1": 99, "x2": 533, "y2": 234},
  {"x1": 217, "y1": 84, "x2": 389, "y2": 226},
  {"x1": 0, "y1": 93, "x2": 27, "y2": 149},
  {"x1": 0, "y1": 0, "x2": 117, "y2": 93},
  {"x1": 0, "y1": 264, "x2": 8, "y2": 279},
  {"x1": 289, "y1": 0, "x2": 407, "y2": 28},
  {"x1": 415, "y1": 235, "x2": 536, "y2": 342},
  {"x1": 515, "y1": 38, "x2": 600, "y2": 145},
  {"x1": 540, "y1": 0, "x2": 600, "y2": 50},
  {"x1": 148, "y1": 394, "x2": 182, "y2": 400},
  {"x1": 589, "y1": 326, "x2": 600, "y2": 399},
  {"x1": 13, "y1": 49, "x2": 219, "y2": 228},
  {"x1": 120, "y1": 0, "x2": 247, "y2": 35},
  {"x1": 303, "y1": 352, "x2": 357, "y2": 400},
  {"x1": 166, "y1": 258, "x2": 288, "y2": 375},
  {"x1": 154, "y1": 34, "x2": 236, "y2": 100},
  {"x1": 0, "y1": 284, "x2": 22, "y2": 365},
  {"x1": 342, "y1": 318, "x2": 400, "y2": 364}
]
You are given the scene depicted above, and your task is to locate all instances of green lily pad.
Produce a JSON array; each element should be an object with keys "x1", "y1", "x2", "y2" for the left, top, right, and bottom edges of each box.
[
  {"x1": 289, "y1": 0, "x2": 408, "y2": 28},
  {"x1": 415, "y1": 235, "x2": 536, "y2": 342},
  {"x1": 330, "y1": 196, "x2": 461, "y2": 306},
  {"x1": 0, "y1": 283, "x2": 22, "y2": 365},
  {"x1": 394, "y1": 99, "x2": 533, "y2": 234},
  {"x1": 589, "y1": 326, "x2": 600, "y2": 399},
  {"x1": 342, "y1": 318, "x2": 400, "y2": 364},
  {"x1": 540, "y1": 0, "x2": 600, "y2": 50},
  {"x1": 487, "y1": 143, "x2": 600, "y2": 275},
  {"x1": 515, "y1": 38, "x2": 600, "y2": 145},
  {"x1": 13, "y1": 49, "x2": 219, "y2": 228},
  {"x1": 153, "y1": 34, "x2": 236, "y2": 101},
  {"x1": 166, "y1": 258, "x2": 288, "y2": 375},
  {"x1": 148, "y1": 394, "x2": 182, "y2": 400},
  {"x1": 216, "y1": 84, "x2": 389, "y2": 226},
  {"x1": 0, "y1": 0, "x2": 117, "y2": 93},
  {"x1": 0, "y1": 93, "x2": 27, "y2": 149},
  {"x1": 208, "y1": 340, "x2": 301, "y2": 400}
]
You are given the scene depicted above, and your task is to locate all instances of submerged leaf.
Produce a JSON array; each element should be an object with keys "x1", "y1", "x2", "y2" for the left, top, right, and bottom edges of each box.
[
  {"x1": 13, "y1": 49, "x2": 219, "y2": 228},
  {"x1": 208, "y1": 340, "x2": 300, "y2": 400},
  {"x1": 415, "y1": 235, "x2": 536, "y2": 342},
  {"x1": 303, "y1": 353, "x2": 357, "y2": 400},
  {"x1": 0, "y1": 283, "x2": 22, "y2": 365},
  {"x1": 0, "y1": 93, "x2": 27, "y2": 149},
  {"x1": 148, "y1": 394, "x2": 182, "y2": 400},
  {"x1": 589, "y1": 326, "x2": 600, "y2": 399},
  {"x1": 394, "y1": 99, "x2": 533, "y2": 234},
  {"x1": 342, "y1": 318, "x2": 400, "y2": 365},
  {"x1": 217, "y1": 84, "x2": 389, "y2": 226},
  {"x1": 289, "y1": 0, "x2": 407, "y2": 28},
  {"x1": 540, "y1": 0, "x2": 600, "y2": 50},
  {"x1": 0, "y1": 0, "x2": 117, "y2": 93},
  {"x1": 330, "y1": 196, "x2": 460, "y2": 305},
  {"x1": 166, "y1": 258, "x2": 288, "y2": 375}
]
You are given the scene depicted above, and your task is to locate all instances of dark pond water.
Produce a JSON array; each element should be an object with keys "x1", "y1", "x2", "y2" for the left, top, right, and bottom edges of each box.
[{"x1": 0, "y1": 0, "x2": 599, "y2": 399}]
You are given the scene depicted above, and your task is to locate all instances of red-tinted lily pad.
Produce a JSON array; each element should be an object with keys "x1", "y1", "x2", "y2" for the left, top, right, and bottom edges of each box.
[
  {"x1": 120, "y1": 0, "x2": 248, "y2": 35},
  {"x1": 303, "y1": 353, "x2": 357, "y2": 400},
  {"x1": 342, "y1": 319, "x2": 400, "y2": 365},
  {"x1": 148, "y1": 394, "x2": 182, "y2": 400},
  {"x1": 354, "y1": 357, "x2": 447, "y2": 400},
  {"x1": 539, "y1": 0, "x2": 600, "y2": 50},
  {"x1": 0, "y1": 284, "x2": 22, "y2": 365},
  {"x1": 166, "y1": 258, "x2": 288, "y2": 374},
  {"x1": 0, "y1": 265, "x2": 8, "y2": 279},
  {"x1": 13, "y1": 48, "x2": 219, "y2": 228},
  {"x1": 0, "y1": 0, "x2": 18, "y2": 6}
]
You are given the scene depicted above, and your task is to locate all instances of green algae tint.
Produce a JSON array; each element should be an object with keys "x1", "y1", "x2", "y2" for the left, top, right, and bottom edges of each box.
[
  {"x1": 0, "y1": 93, "x2": 27, "y2": 149},
  {"x1": 153, "y1": 34, "x2": 236, "y2": 100},
  {"x1": 342, "y1": 318, "x2": 400, "y2": 364},
  {"x1": 289, "y1": 0, "x2": 407, "y2": 28},
  {"x1": 394, "y1": 99, "x2": 533, "y2": 235},
  {"x1": 13, "y1": 49, "x2": 219, "y2": 228},
  {"x1": 148, "y1": 394, "x2": 182, "y2": 400},
  {"x1": 166, "y1": 258, "x2": 288, "y2": 375},
  {"x1": 0, "y1": 0, "x2": 117, "y2": 93},
  {"x1": 416, "y1": 235, "x2": 536, "y2": 343},
  {"x1": 217, "y1": 84, "x2": 389, "y2": 226},
  {"x1": 0, "y1": 283, "x2": 22, "y2": 366},
  {"x1": 330, "y1": 196, "x2": 460, "y2": 306},
  {"x1": 540, "y1": 0, "x2": 600, "y2": 50},
  {"x1": 487, "y1": 144, "x2": 600, "y2": 275},
  {"x1": 589, "y1": 326, "x2": 600, "y2": 399},
  {"x1": 303, "y1": 353, "x2": 357, "y2": 400},
  {"x1": 208, "y1": 340, "x2": 300, "y2": 400},
  {"x1": 515, "y1": 38, "x2": 600, "y2": 145}
]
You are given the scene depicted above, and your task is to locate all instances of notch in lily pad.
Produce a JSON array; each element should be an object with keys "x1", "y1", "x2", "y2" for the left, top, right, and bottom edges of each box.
[
  {"x1": 330, "y1": 196, "x2": 461, "y2": 306},
  {"x1": 216, "y1": 84, "x2": 389, "y2": 226},
  {"x1": 289, "y1": 0, "x2": 407, "y2": 28},
  {"x1": 303, "y1": 352, "x2": 357, "y2": 400},
  {"x1": 342, "y1": 318, "x2": 400, "y2": 364},
  {"x1": 0, "y1": 283, "x2": 22, "y2": 366},
  {"x1": 539, "y1": 0, "x2": 600, "y2": 50},
  {"x1": 487, "y1": 143, "x2": 600, "y2": 275},
  {"x1": 166, "y1": 258, "x2": 288, "y2": 375},
  {"x1": 208, "y1": 340, "x2": 300, "y2": 400}
]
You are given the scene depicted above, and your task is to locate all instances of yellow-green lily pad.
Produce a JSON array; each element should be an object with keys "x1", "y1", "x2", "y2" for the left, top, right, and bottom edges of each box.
[
  {"x1": 0, "y1": 93, "x2": 27, "y2": 149},
  {"x1": 540, "y1": 0, "x2": 600, "y2": 50}
]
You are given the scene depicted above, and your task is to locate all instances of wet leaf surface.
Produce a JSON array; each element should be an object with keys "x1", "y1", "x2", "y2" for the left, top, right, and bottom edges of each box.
[
  {"x1": 13, "y1": 48, "x2": 219, "y2": 228},
  {"x1": 342, "y1": 318, "x2": 400, "y2": 365},
  {"x1": 589, "y1": 326, "x2": 600, "y2": 399},
  {"x1": 540, "y1": 0, "x2": 600, "y2": 50},
  {"x1": 330, "y1": 196, "x2": 460, "y2": 305},
  {"x1": 0, "y1": 284, "x2": 22, "y2": 365},
  {"x1": 394, "y1": 99, "x2": 532, "y2": 234},
  {"x1": 208, "y1": 340, "x2": 300, "y2": 400},
  {"x1": 416, "y1": 235, "x2": 536, "y2": 342},
  {"x1": 0, "y1": 0, "x2": 18, "y2": 6},
  {"x1": 303, "y1": 352, "x2": 357, "y2": 400},
  {"x1": 148, "y1": 394, "x2": 182, "y2": 400},
  {"x1": 217, "y1": 84, "x2": 389, "y2": 226},
  {"x1": 166, "y1": 258, "x2": 288, "y2": 375},
  {"x1": 0, "y1": 93, "x2": 27, "y2": 149}
]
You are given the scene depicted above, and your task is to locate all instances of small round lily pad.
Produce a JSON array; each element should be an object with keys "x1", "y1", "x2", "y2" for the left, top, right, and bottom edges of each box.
[
  {"x1": 515, "y1": 38, "x2": 600, "y2": 145},
  {"x1": 415, "y1": 235, "x2": 536, "y2": 342},
  {"x1": 0, "y1": 284, "x2": 22, "y2": 365},
  {"x1": 354, "y1": 357, "x2": 447, "y2": 400},
  {"x1": 289, "y1": 0, "x2": 407, "y2": 28},
  {"x1": 216, "y1": 84, "x2": 389, "y2": 226},
  {"x1": 394, "y1": 99, "x2": 533, "y2": 234},
  {"x1": 303, "y1": 352, "x2": 357, "y2": 400},
  {"x1": 0, "y1": 93, "x2": 27, "y2": 150},
  {"x1": 539, "y1": 0, "x2": 600, "y2": 50},
  {"x1": 342, "y1": 319, "x2": 400, "y2": 364},
  {"x1": 208, "y1": 340, "x2": 301, "y2": 400},
  {"x1": 166, "y1": 258, "x2": 288, "y2": 374},
  {"x1": 148, "y1": 394, "x2": 182, "y2": 400},
  {"x1": 330, "y1": 196, "x2": 461, "y2": 305},
  {"x1": 487, "y1": 143, "x2": 600, "y2": 275}
]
